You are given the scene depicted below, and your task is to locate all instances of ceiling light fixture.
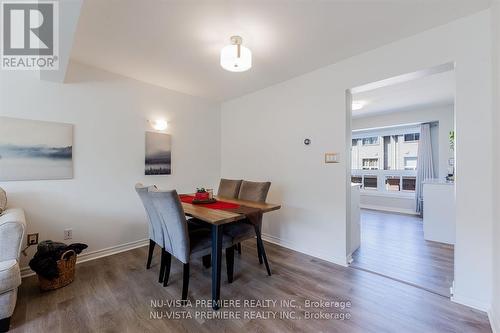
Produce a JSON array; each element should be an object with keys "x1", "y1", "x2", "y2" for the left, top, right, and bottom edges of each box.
[
  {"x1": 352, "y1": 101, "x2": 366, "y2": 111},
  {"x1": 220, "y1": 36, "x2": 252, "y2": 72}
]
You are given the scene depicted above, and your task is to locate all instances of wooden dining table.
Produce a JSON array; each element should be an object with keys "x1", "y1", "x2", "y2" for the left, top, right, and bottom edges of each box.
[{"x1": 180, "y1": 195, "x2": 281, "y2": 310}]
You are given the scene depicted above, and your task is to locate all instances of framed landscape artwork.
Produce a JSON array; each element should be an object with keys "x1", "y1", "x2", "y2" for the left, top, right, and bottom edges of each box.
[
  {"x1": 0, "y1": 117, "x2": 73, "y2": 181},
  {"x1": 145, "y1": 131, "x2": 171, "y2": 175}
]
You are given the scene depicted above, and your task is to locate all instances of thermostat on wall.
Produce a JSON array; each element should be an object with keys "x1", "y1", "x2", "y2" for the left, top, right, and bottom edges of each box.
[{"x1": 325, "y1": 153, "x2": 339, "y2": 163}]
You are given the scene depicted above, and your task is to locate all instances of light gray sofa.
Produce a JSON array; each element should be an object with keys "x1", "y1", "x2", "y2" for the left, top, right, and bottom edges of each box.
[{"x1": 0, "y1": 209, "x2": 26, "y2": 332}]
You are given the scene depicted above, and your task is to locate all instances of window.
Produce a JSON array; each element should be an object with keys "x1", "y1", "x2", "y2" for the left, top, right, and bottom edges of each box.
[
  {"x1": 402, "y1": 176, "x2": 416, "y2": 191},
  {"x1": 385, "y1": 176, "x2": 401, "y2": 191},
  {"x1": 363, "y1": 176, "x2": 377, "y2": 190},
  {"x1": 351, "y1": 176, "x2": 362, "y2": 185},
  {"x1": 404, "y1": 133, "x2": 420, "y2": 142},
  {"x1": 362, "y1": 137, "x2": 379, "y2": 145},
  {"x1": 362, "y1": 158, "x2": 379, "y2": 170},
  {"x1": 404, "y1": 157, "x2": 417, "y2": 170},
  {"x1": 352, "y1": 126, "x2": 420, "y2": 196}
]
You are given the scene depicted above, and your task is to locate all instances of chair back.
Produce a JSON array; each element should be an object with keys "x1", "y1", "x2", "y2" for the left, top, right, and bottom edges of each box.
[
  {"x1": 238, "y1": 181, "x2": 271, "y2": 227},
  {"x1": 135, "y1": 183, "x2": 163, "y2": 246},
  {"x1": 238, "y1": 180, "x2": 271, "y2": 202},
  {"x1": 149, "y1": 189, "x2": 190, "y2": 264},
  {"x1": 217, "y1": 178, "x2": 243, "y2": 198}
]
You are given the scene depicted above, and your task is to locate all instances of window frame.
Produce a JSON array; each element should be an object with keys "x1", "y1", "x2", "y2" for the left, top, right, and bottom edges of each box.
[
  {"x1": 352, "y1": 128, "x2": 420, "y2": 197},
  {"x1": 363, "y1": 175, "x2": 378, "y2": 190},
  {"x1": 404, "y1": 133, "x2": 420, "y2": 142},
  {"x1": 403, "y1": 156, "x2": 418, "y2": 170},
  {"x1": 361, "y1": 158, "x2": 379, "y2": 170},
  {"x1": 385, "y1": 176, "x2": 401, "y2": 192},
  {"x1": 361, "y1": 136, "x2": 379, "y2": 146},
  {"x1": 402, "y1": 176, "x2": 417, "y2": 192},
  {"x1": 351, "y1": 170, "x2": 417, "y2": 197}
]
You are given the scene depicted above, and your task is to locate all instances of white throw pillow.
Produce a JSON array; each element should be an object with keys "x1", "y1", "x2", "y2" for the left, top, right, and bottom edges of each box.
[{"x1": 0, "y1": 187, "x2": 6, "y2": 214}]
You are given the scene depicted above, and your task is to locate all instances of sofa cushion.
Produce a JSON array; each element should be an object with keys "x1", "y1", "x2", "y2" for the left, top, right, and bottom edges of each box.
[
  {"x1": 0, "y1": 260, "x2": 21, "y2": 293},
  {"x1": 0, "y1": 187, "x2": 6, "y2": 215},
  {"x1": 0, "y1": 287, "x2": 18, "y2": 319}
]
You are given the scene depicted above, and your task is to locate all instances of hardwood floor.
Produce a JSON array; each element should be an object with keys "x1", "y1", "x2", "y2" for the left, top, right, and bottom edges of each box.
[
  {"x1": 10, "y1": 240, "x2": 489, "y2": 333},
  {"x1": 351, "y1": 209, "x2": 454, "y2": 297}
]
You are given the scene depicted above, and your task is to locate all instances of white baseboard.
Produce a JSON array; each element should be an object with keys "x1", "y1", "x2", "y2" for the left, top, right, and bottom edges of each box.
[
  {"x1": 346, "y1": 253, "x2": 354, "y2": 265},
  {"x1": 489, "y1": 305, "x2": 500, "y2": 333},
  {"x1": 451, "y1": 293, "x2": 490, "y2": 312},
  {"x1": 261, "y1": 233, "x2": 348, "y2": 267},
  {"x1": 360, "y1": 204, "x2": 418, "y2": 216},
  {"x1": 20, "y1": 238, "x2": 149, "y2": 278}
]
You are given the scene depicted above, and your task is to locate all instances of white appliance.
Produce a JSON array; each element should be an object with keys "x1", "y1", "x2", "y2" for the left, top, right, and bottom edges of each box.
[{"x1": 423, "y1": 180, "x2": 455, "y2": 244}]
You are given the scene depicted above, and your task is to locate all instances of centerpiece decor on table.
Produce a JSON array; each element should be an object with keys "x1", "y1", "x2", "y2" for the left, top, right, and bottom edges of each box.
[{"x1": 193, "y1": 188, "x2": 216, "y2": 204}]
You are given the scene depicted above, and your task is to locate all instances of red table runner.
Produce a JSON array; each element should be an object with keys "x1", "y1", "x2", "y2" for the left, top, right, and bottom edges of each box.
[{"x1": 179, "y1": 195, "x2": 240, "y2": 210}]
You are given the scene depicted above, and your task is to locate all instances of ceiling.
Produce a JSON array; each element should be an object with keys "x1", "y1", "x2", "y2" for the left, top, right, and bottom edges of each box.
[
  {"x1": 71, "y1": 0, "x2": 490, "y2": 101},
  {"x1": 352, "y1": 70, "x2": 455, "y2": 118}
]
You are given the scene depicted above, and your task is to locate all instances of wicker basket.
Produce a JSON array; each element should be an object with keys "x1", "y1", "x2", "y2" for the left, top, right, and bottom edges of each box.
[{"x1": 38, "y1": 250, "x2": 77, "y2": 291}]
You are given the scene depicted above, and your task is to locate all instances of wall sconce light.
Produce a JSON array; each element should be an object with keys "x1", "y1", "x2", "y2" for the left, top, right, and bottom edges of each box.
[{"x1": 150, "y1": 119, "x2": 168, "y2": 131}]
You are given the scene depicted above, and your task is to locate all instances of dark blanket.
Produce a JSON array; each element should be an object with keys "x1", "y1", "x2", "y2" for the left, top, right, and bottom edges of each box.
[{"x1": 29, "y1": 240, "x2": 87, "y2": 280}]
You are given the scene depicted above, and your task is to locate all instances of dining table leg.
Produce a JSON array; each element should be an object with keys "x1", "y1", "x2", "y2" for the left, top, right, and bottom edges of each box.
[{"x1": 211, "y1": 224, "x2": 223, "y2": 310}]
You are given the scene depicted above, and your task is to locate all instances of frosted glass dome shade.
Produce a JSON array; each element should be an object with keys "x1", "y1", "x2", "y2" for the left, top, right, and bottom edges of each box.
[{"x1": 220, "y1": 43, "x2": 252, "y2": 72}]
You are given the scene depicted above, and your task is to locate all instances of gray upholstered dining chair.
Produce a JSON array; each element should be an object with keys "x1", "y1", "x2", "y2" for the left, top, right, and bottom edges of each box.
[
  {"x1": 199, "y1": 178, "x2": 244, "y2": 268},
  {"x1": 223, "y1": 180, "x2": 272, "y2": 276},
  {"x1": 238, "y1": 181, "x2": 271, "y2": 203},
  {"x1": 146, "y1": 188, "x2": 236, "y2": 299},
  {"x1": 217, "y1": 179, "x2": 243, "y2": 199},
  {"x1": 217, "y1": 179, "x2": 243, "y2": 253},
  {"x1": 135, "y1": 183, "x2": 164, "y2": 277}
]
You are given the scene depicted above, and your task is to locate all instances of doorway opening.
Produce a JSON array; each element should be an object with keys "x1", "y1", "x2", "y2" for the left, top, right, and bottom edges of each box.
[{"x1": 346, "y1": 64, "x2": 456, "y2": 298}]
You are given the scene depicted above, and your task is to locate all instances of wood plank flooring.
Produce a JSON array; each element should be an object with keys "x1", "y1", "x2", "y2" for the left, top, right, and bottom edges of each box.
[
  {"x1": 351, "y1": 209, "x2": 454, "y2": 297},
  {"x1": 10, "y1": 239, "x2": 488, "y2": 333}
]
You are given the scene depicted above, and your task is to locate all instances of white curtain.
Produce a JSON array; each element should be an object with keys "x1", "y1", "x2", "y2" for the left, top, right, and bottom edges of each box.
[{"x1": 416, "y1": 123, "x2": 434, "y2": 214}]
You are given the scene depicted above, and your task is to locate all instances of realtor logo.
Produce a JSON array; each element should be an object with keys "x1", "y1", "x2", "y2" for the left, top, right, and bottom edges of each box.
[{"x1": 1, "y1": 1, "x2": 58, "y2": 70}]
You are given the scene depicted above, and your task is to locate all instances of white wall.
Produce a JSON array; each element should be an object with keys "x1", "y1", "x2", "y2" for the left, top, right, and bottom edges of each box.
[
  {"x1": 221, "y1": 11, "x2": 493, "y2": 310},
  {"x1": 352, "y1": 105, "x2": 454, "y2": 214},
  {"x1": 0, "y1": 61, "x2": 221, "y2": 269},
  {"x1": 490, "y1": 2, "x2": 500, "y2": 331},
  {"x1": 359, "y1": 193, "x2": 416, "y2": 215}
]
